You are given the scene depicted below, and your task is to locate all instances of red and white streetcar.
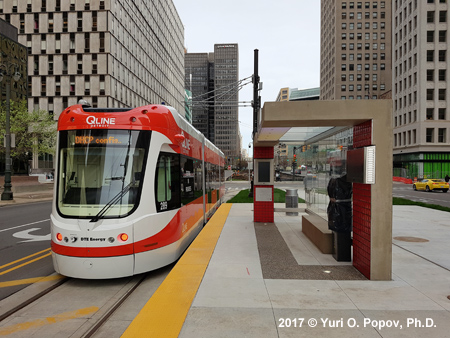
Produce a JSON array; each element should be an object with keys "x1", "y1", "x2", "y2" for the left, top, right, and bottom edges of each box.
[{"x1": 51, "y1": 104, "x2": 225, "y2": 279}]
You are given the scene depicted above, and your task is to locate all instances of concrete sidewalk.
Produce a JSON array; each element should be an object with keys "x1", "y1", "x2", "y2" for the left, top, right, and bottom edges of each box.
[
  {"x1": 1, "y1": 180, "x2": 449, "y2": 337},
  {"x1": 0, "y1": 176, "x2": 53, "y2": 206},
  {"x1": 178, "y1": 203, "x2": 450, "y2": 337}
]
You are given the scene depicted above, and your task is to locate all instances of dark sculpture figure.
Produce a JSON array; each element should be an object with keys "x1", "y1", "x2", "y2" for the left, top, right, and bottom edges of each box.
[{"x1": 327, "y1": 175, "x2": 352, "y2": 233}]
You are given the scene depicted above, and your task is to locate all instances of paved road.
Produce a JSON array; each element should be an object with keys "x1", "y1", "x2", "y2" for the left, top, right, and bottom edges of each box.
[
  {"x1": 393, "y1": 182, "x2": 450, "y2": 208},
  {"x1": 0, "y1": 201, "x2": 53, "y2": 301}
]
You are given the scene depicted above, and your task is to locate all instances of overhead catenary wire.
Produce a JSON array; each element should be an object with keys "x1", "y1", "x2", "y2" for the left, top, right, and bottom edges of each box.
[
  {"x1": 187, "y1": 77, "x2": 253, "y2": 109},
  {"x1": 189, "y1": 75, "x2": 252, "y2": 101}
]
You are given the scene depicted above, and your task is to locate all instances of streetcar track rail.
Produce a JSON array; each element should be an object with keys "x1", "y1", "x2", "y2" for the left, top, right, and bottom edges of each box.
[
  {"x1": 0, "y1": 274, "x2": 68, "y2": 322},
  {"x1": 79, "y1": 274, "x2": 147, "y2": 338},
  {"x1": 0, "y1": 272, "x2": 148, "y2": 338}
]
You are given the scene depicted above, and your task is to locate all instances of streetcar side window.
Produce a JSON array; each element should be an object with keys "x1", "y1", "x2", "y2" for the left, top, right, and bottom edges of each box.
[
  {"x1": 155, "y1": 153, "x2": 180, "y2": 212},
  {"x1": 180, "y1": 156, "x2": 202, "y2": 206}
]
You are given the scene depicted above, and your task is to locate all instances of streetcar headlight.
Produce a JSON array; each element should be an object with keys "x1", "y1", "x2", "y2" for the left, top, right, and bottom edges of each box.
[
  {"x1": 56, "y1": 233, "x2": 63, "y2": 242},
  {"x1": 118, "y1": 233, "x2": 129, "y2": 242}
]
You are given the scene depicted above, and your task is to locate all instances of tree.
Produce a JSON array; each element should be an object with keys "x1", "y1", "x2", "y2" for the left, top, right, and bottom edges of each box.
[
  {"x1": 237, "y1": 159, "x2": 248, "y2": 170},
  {"x1": 0, "y1": 99, "x2": 56, "y2": 172}
]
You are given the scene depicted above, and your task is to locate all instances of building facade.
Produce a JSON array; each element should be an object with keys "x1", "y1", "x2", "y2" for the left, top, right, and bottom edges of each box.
[
  {"x1": 0, "y1": 0, "x2": 185, "y2": 172},
  {"x1": 214, "y1": 44, "x2": 240, "y2": 162},
  {"x1": 320, "y1": 1, "x2": 392, "y2": 100},
  {"x1": 392, "y1": 0, "x2": 450, "y2": 178},
  {"x1": 185, "y1": 44, "x2": 240, "y2": 163},
  {"x1": 0, "y1": 18, "x2": 28, "y2": 175},
  {"x1": 185, "y1": 52, "x2": 214, "y2": 141}
]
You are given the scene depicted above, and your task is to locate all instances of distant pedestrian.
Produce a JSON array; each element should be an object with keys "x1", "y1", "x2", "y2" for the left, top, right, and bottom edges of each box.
[{"x1": 445, "y1": 174, "x2": 450, "y2": 183}]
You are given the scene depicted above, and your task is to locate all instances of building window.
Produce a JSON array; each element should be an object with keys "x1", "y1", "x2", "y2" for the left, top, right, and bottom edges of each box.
[
  {"x1": 439, "y1": 11, "x2": 447, "y2": 22},
  {"x1": 427, "y1": 108, "x2": 434, "y2": 120},
  {"x1": 427, "y1": 31, "x2": 434, "y2": 42},
  {"x1": 427, "y1": 11, "x2": 435, "y2": 23},
  {"x1": 427, "y1": 69, "x2": 434, "y2": 81},
  {"x1": 439, "y1": 50, "x2": 446, "y2": 61},
  {"x1": 427, "y1": 50, "x2": 434, "y2": 61},
  {"x1": 439, "y1": 88, "x2": 446, "y2": 100},
  {"x1": 438, "y1": 128, "x2": 446, "y2": 142},
  {"x1": 426, "y1": 128, "x2": 434, "y2": 142},
  {"x1": 427, "y1": 89, "x2": 434, "y2": 100},
  {"x1": 439, "y1": 30, "x2": 447, "y2": 42},
  {"x1": 439, "y1": 108, "x2": 446, "y2": 119},
  {"x1": 85, "y1": 33, "x2": 90, "y2": 52},
  {"x1": 439, "y1": 69, "x2": 446, "y2": 81}
]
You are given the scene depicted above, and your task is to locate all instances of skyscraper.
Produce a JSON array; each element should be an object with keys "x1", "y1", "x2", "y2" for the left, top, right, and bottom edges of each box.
[
  {"x1": 185, "y1": 52, "x2": 214, "y2": 141},
  {"x1": 0, "y1": 0, "x2": 185, "y2": 173},
  {"x1": 185, "y1": 44, "x2": 240, "y2": 163},
  {"x1": 320, "y1": 1, "x2": 392, "y2": 100},
  {"x1": 392, "y1": 0, "x2": 450, "y2": 178},
  {"x1": 0, "y1": 0, "x2": 184, "y2": 116},
  {"x1": 213, "y1": 44, "x2": 240, "y2": 161}
]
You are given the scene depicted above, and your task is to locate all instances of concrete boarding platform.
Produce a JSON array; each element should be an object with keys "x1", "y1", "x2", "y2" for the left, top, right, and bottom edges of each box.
[{"x1": 121, "y1": 203, "x2": 450, "y2": 337}]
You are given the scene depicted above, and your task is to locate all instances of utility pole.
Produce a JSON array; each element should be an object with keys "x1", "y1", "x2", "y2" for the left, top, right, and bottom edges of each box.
[{"x1": 249, "y1": 49, "x2": 260, "y2": 198}]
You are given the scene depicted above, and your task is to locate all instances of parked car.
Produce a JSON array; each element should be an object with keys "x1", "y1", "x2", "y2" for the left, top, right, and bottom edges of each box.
[{"x1": 413, "y1": 179, "x2": 449, "y2": 192}]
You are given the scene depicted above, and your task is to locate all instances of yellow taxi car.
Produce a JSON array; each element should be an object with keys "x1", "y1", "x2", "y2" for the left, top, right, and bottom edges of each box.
[{"x1": 413, "y1": 179, "x2": 449, "y2": 192}]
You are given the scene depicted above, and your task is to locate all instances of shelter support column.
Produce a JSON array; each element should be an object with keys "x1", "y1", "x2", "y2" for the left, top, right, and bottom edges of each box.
[
  {"x1": 352, "y1": 120, "x2": 392, "y2": 280},
  {"x1": 253, "y1": 147, "x2": 274, "y2": 223}
]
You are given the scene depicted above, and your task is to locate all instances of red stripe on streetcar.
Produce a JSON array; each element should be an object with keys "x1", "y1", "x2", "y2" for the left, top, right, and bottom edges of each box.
[{"x1": 51, "y1": 241, "x2": 134, "y2": 258}]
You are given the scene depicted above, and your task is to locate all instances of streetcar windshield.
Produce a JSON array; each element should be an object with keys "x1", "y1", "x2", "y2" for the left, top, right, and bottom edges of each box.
[{"x1": 56, "y1": 129, "x2": 151, "y2": 218}]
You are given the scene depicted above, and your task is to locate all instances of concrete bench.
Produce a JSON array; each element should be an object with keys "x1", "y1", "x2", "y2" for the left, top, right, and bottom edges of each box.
[{"x1": 302, "y1": 214, "x2": 333, "y2": 254}]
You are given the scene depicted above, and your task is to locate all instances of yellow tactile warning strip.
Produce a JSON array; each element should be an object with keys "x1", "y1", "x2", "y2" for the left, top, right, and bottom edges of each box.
[{"x1": 121, "y1": 203, "x2": 232, "y2": 338}]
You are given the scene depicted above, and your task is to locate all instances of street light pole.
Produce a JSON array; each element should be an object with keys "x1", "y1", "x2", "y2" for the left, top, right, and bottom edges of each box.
[{"x1": 1, "y1": 63, "x2": 21, "y2": 201}]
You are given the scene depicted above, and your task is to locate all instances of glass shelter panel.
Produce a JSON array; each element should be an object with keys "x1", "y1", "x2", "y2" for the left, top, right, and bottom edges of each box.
[{"x1": 300, "y1": 128, "x2": 353, "y2": 220}]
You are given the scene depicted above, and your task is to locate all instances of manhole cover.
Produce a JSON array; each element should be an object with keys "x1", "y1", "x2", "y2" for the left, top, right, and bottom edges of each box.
[{"x1": 393, "y1": 236, "x2": 429, "y2": 243}]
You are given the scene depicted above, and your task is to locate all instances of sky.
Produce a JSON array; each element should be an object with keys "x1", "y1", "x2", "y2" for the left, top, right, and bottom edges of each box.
[{"x1": 172, "y1": 0, "x2": 321, "y2": 156}]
